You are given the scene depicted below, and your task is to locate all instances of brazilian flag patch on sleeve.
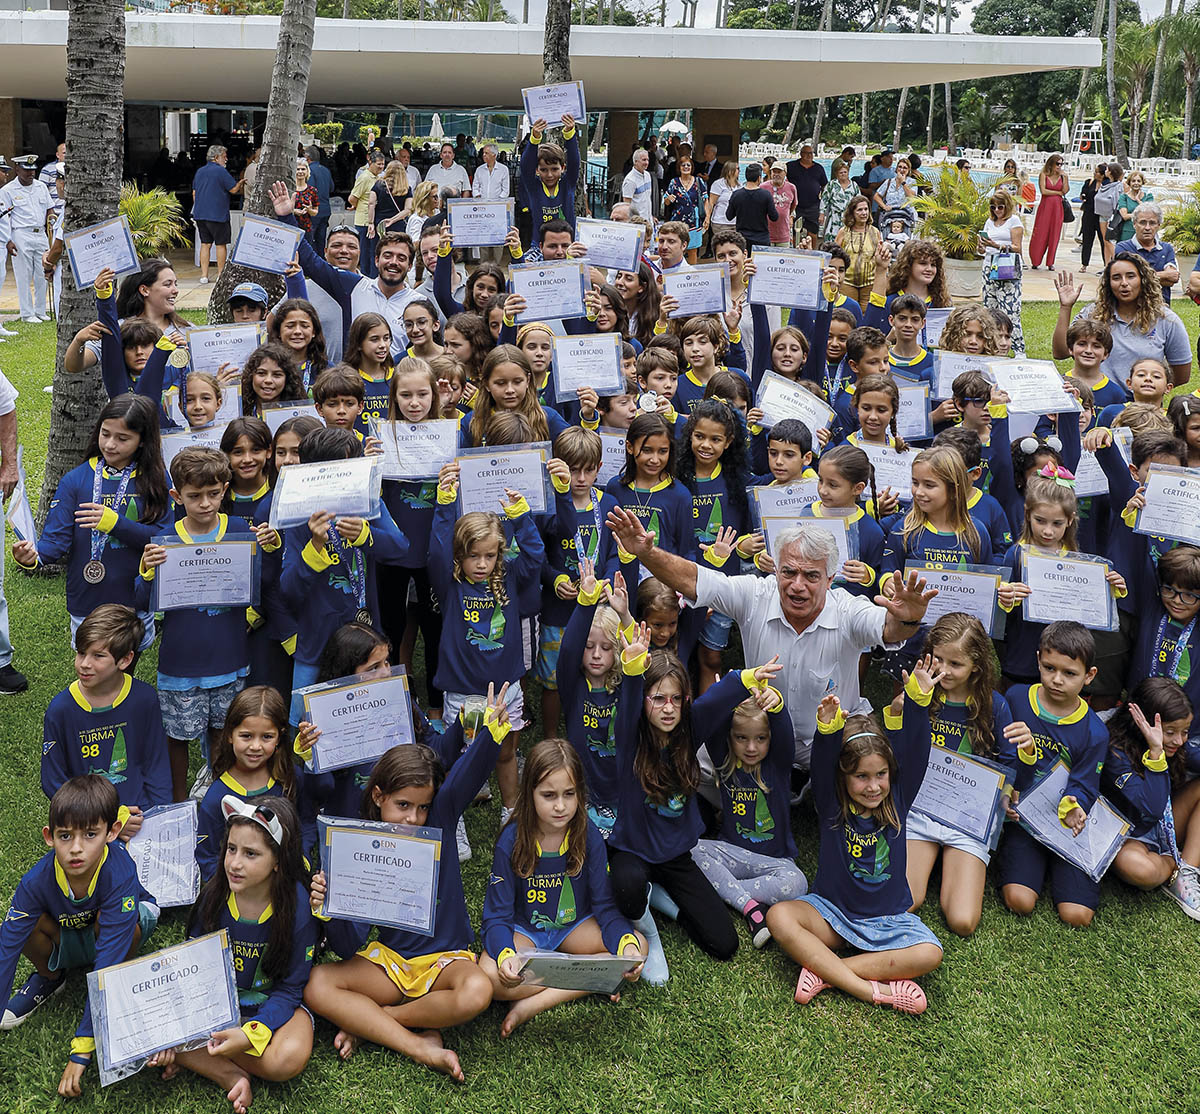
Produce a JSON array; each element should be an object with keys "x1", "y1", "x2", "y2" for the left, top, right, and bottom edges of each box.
[{"x1": 121, "y1": 896, "x2": 135, "y2": 913}]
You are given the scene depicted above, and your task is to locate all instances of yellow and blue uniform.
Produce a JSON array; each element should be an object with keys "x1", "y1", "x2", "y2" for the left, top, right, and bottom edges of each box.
[
  {"x1": 356, "y1": 368, "x2": 393, "y2": 437},
  {"x1": 542, "y1": 481, "x2": 619, "y2": 629},
  {"x1": 1101, "y1": 743, "x2": 1171, "y2": 852},
  {"x1": 519, "y1": 125, "x2": 581, "y2": 236},
  {"x1": 197, "y1": 771, "x2": 287, "y2": 883},
  {"x1": 603, "y1": 474, "x2": 694, "y2": 585}
]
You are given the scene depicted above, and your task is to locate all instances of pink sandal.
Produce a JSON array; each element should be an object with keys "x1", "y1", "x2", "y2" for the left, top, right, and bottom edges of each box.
[
  {"x1": 870, "y1": 979, "x2": 927, "y2": 1015},
  {"x1": 794, "y1": 967, "x2": 830, "y2": 1004}
]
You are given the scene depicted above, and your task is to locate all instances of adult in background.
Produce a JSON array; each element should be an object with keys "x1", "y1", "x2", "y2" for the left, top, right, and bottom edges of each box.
[
  {"x1": 38, "y1": 141, "x2": 65, "y2": 219},
  {"x1": 1115, "y1": 203, "x2": 1179, "y2": 304},
  {"x1": 368, "y1": 161, "x2": 414, "y2": 245},
  {"x1": 662, "y1": 156, "x2": 703, "y2": 262},
  {"x1": 424, "y1": 142, "x2": 472, "y2": 197},
  {"x1": 818, "y1": 160, "x2": 857, "y2": 239},
  {"x1": 704, "y1": 161, "x2": 740, "y2": 248},
  {"x1": 472, "y1": 143, "x2": 511, "y2": 265},
  {"x1": 0, "y1": 155, "x2": 57, "y2": 321},
  {"x1": 1113, "y1": 170, "x2": 1153, "y2": 244},
  {"x1": 696, "y1": 142, "x2": 722, "y2": 189},
  {"x1": 726, "y1": 163, "x2": 778, "y2": 250},
  {"x1": 622, "y1": 148, "x2": 654, "y2": 221},
  {"x1": 191, "y1": 144, "x2": 244, "y2": 285},
  {"x1": 1078, "y1": 162, "x2": 1106, "y2": 274},
  {"x1": 979, "y1": 189, "x2": 1026, "y2": 354},
  {"x1": 1053, "y1": 256, "x2": 1191, "y2": 386},
  {"x1": 348, "y1": 148, "x2": 385, "y2": 278},
  {"x1": 395, "y1": 146, "x2": 421, "y2": 193},
  {"x1": 873, "y1": 156, "x2": 914, "y2": 220},
  {"x1": 765, "y1": 163, "x2": 798, "y2": 249},
  {"x1": 304, "y1": 146, "x2": 334, "y2": 257},
  {"x1": 292, "y1": 158, "x2": 320, "y2": 244},
  {"x1": 605, "y1": 510, "x2": 936, "y2": 769},
  {"x1": 785, "y1": 144, "x2": 827, "y2": 242},
  {"x1": 1028, "y1": 153, "x2": 1068, "y2": 269},
  {"x1": 864, "y1": 149, "x2": 894, "y2": 207}
]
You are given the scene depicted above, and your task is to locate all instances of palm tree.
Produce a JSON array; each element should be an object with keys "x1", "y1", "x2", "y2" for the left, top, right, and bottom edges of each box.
[
  {"x1": 1106, "y1": 0, "x2": 1129, "y2": 165},
  {"x1": 782, "y1": 100, "x2": 803, "y2": 149},
  {"x1": 811, "y1": 0, "x2": 834, "y2": 147},
  {"x1": 1115, "y1": 22, "x2": 1155, "y2": 155},
  {"x1": 1072, "y1": 0, "x2": 1105, "y2": 136},
  {"x1": 942, "y1": 0, "x2": 954, "y2": 153},
  {"x1": 893, "y1": 0, "x2": 929, "y2": 150},
  {"x1": 1174, "y1": 13, "x2": 1200, "y2": 160},
  {"x1": 118, "y1": 184, "x2": 190, "y2": 258},
  {"x1": 1141, "y1": 1, "x2": 1174, "y2": 157}
]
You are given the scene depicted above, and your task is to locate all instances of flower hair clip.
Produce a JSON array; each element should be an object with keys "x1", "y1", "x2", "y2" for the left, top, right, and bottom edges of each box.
[{"x1": 1036, "y1": 462, "x2": 1075, "y2": 489}]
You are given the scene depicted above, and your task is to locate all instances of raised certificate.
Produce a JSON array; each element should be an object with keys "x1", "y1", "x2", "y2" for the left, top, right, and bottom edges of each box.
[
  {"x1": 521, "y1": 80, "x2": 587, "y2": 126},
  {"x1": 378, "y1": 419, "x2": 459, "y2": 481},
  {"x1": 165, "y1": 381, "x2": 243, "y2": 429},
  {"x1": 597, "y1": 427, "x2": 627, "y2": 485},
  {"x1": 65, "y1": 215, "x2": 139, "y2": 289},
  {"x1": 1072, "y1": 448, "x2": 1109, "y2": 498},
  {"x1": 663, "y1": 262, "x2": 730, "y2": 319},
  {"x1": 931, "y1": 351, "x2": 994, "y2": 399},
  {"x1": 161, "y1": 425, "x2": 227, "y2": 472},
  {"x1": 576, "y1": 218, "x2": 645, "y2": 273},
  {"x1": 1015, "y1": 760, "x2": 1131, "y2": 882},
  {"x1": 447, "y1": 197, "x2": 515, "y2": 248},
  {"x1": 861, "y1": 443, "x2": 920, "y2": 501},
  {"x1": 269, "y1": 456, "x2": 383, "y2": 529},
  {"x1": 762, "y1": 514, "x2": 856, "y2": 569},
  {"x1": 185, "y1": 323, "x2": 267, "y2": 376},
  {"x1": 151, "y1": 535, "x2": 258, "y2": 612},
  {"x1": 1022, "y1": 548, "x2": 1118, "y2": 631},
  {"x1": 755, "y1": 370, "x2": 834, "y2": 439},
  {"x1": 260, "y1": 401, "x2": 321, "y2": 435},
  {"x1": 751, "y1": 480, "x2": 820, "y2": 526},
  {"x1": 125, "y1": 800, "x2": 200, "y2": 908},
  {"x1": 989, "y1": 359, "x2": 1080, "y2": 415},
  {"x1": 88, "y1": 931, "x2": 239, "y2": 1086},
  {"x1": 509, "y1": 260, "x2": 588, "y2": 323},
  {"x1": 907, "y1": 561, "x2": 1007, "y2": 637},
  {"x1": 518, "y1": 951, "x2": 643, "y2": 995},
  {"x1": 896, "y1": 381, "x2": 932, "y2": 441},
  {"x1": 457, "y1": 443, "x2": 551, "y2": 515},
  {"x1": 910, "y1": 746, "x2": 1009, "y2": 843},
  {"x1": 299, "y1": 667, "x2": 415, "y2": 773},
  {"x1": 1136, "y1": 464, "x2": 1200, "y2": 545},
  {"x1": 230, "y1": 214, "x2": 304, "y2": 275},
  {"x1": 748, "y1": 248, "x2": 828, "y2": 311},
  {"x1": 923, "y1": 307, "x2": 952, "y2": 349},
  {"x1": 552, "y1": 333, "x2": 624, "y2": 403},
  {"x1": 318, "y1": 816, "x2": 442, "y2": 934}
]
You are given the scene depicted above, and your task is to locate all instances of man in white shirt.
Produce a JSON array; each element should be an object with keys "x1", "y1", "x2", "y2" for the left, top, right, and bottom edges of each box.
[
  {"x1": 0, "y1": 155, "x2": 56, "y2": 322},
  {"x1": 348, "y1": 233, "x2": 422, "y2": 360},
  {"x1": 622, "y1": 149, "x2": 653, "y2": 221},
  {"x1": 396, "y1": 147, "x2": 422, "y2": 192},
  {"x1": 472, "y1": 143, "x2": 511, "y2": 265},
  {"x1": 425, "y1": 143, "x2": 472, "y2": 197},
  {"x1": 606, "y1": 510, "x2": 935, "y2": 768}
]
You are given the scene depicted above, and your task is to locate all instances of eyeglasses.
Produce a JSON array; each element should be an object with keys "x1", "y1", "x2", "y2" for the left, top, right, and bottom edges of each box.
[
  {"x1": 1160, "y1": 584, "x2": 1200, "y2": 607},
  {"x1": 961, "y1": 395, "x2": 990, "y2": 406},
  {"x1": 646, "y1": 693, "x2": 683, "y2": 709}
]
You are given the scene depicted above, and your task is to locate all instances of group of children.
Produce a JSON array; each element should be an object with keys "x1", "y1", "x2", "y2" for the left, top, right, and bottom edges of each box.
[{"x1": 5, "y1": 193, "x2": 1200, "y2": 1107}]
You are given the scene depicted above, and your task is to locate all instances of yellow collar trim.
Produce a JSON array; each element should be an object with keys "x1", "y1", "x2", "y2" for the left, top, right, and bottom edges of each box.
[
  {"x1": 232, "y1": 482, "x2": 270, "y2": 503},
  {"x1": 535, "y1": 832, "x2": 570, "y2": 856},
  {"x1": 69, "y1": 673, "x2": 132, "y2": 713},
  {"x1": 89, "y1": 456, "x2": 138, "y2": 479},
  {"x1": 1029, "y1": 684, "x2": 1088, "y2": 725},
  {"x1": 227, "y1": 892, "x2": 274, "y2": 924},
  {"x1": 54, "y1": 844, "x2": 109, "y2": 900},
  {"x1": 812, "y1": 501, "x2": 863, "y2": 524},
  {"x1": 176, "y1": 514, "x2": 228, "y2": 544},
  {"x1": 219, "y1": 770, "x2": 278, "y2": 796}
]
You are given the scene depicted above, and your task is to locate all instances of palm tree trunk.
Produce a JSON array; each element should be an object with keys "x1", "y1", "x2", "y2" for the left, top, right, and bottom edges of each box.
[
  {"x1": 591, "y1": 111, "x2": 606, "y2": 152},
  {"x1": 791, "y1": 0, "x2": 802, "y2": 29},
  {"x1": 766, "y1": 103, "x2": 782, "y2": 131},
  {"x1": 893, "y1": 0, "x2": 928, "y2": 150},
  {"x1": 211, "y1": 0, "x2": 318, "y2": 321},
  {"x1": 783, "y1": 100, "x2": 804, "y2": 149},
  {"x1": 811, "y1": 0, "x2": 833, "y2": 151},
  {"x1": 1107, "y1": 0, "x2": 1130, "y2": 165},
  {"x1": 1141, "y1": 0, "x2": 1174, "y2": 157},
  {"x1": 941, "y1": 0, "x2": 954, "y2": 152},
  {"x1": 522, "y1": 0, "x2": 528, "y2": 20},
  {"x1": 342, "y1": 0, "x2": 351, "y2": 15},
  {"x1": 813, "y1": 99, "x2": 828, "y2": 148},
  {"x1": 1183, "y1": 76, "x2": 1196, "y2": 161},
  {"x1": 40, "y1": 0, "x2": 127, "y2": 521},
  {"x1": 1072, "y1": 0, "x2": 1105, "y2": 136},
  {"x1": 927, "y1": 84, "x2": 936, "y2": 152},
  {"x1": 862, "y1": 94, "x2": 869, "y2": 147}
]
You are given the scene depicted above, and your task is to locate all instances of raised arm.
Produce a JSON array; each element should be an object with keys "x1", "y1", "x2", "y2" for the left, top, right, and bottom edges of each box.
[{"x1": 605, "y1": 505, "x2": 700, "y2": 601}]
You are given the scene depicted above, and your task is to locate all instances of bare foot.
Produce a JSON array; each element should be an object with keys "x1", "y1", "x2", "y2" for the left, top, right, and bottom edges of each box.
[
  {"x1": 415, "y1": 1029, "x2": 444, "y2": 1050},
  {"x1": 500, "y1": 995, "x2": 543, "y2": 1038},
  {"x1": 404, "y1": 1038, "x2": 464, "y2": 1081},
  {"x1": 226, "y1": 1074, "x2": 253, "y2": 1113},
  {"x1": 333, "y1": 1029, "x2": 361, "y2": 1061}
]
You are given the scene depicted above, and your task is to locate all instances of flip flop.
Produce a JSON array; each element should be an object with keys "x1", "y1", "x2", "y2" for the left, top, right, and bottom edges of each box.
[
  {"x1": 870, "y1": 979, "x2": 927, "y2": 1015},
  {"x1": 794, "y1": 967, "x2": 830, "y2": 1004}
]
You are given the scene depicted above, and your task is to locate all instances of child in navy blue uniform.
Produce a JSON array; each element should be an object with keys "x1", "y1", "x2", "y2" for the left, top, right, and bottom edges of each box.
[
  {"x1": 343, "y1": 312, "x2": 394, "y2": 436},
  {"x1": 149, "y1": 797, "x2": 316, "y2": 1110},
  {"x1": 460, "y1": 345, "x2": 568, "y2": 448},
  {"x1": 663, "y1": 310, "x2": 749, "y2": 416},
  {"x1": 829, "y1": 328, "x2": 889, "y2": 443},
  {"x1": 1126, "y1": 544, "x2": 1200, "y2": 721},
  {"x1": 481, "y1": 739, "x2": 644, "y2": 1035},
  {"x1": 0, "y1": 776, "x2": 158, "y2": 1096},
  {"x1": 41, "y1": 605, "x2": 170, "y2": 834},
  {"x1": 12, "y1": 394, "x2": 170, "y2": 651},
  {"x1": 931, "y1": 426, "x2": 1012, "y2": 556},
  {"x1": 999, "y1": 622, "x2": 1109, "y2": 927},
  {"x1": 766, "y1": 665, "x2": 942, "y2": 1015},
  {"x1": 798, "y1": 444, "x2": 885, "y2": 596}
]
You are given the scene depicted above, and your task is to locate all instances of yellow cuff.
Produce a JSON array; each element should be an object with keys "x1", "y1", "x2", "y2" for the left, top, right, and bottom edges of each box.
[
  {"x1": 617, "y1": 933, "x2": 640, "y2": 956},
  {"x1": 1121, "y1": 507, "x2": 1138, "y2": 529},
  {"x1": 883, "y1": 706, "x2": 903, "y2": 731},
  {"x1": 504, "y1": 496, "x2": 531, "y2": 518},
  {"x1": 581, "y1": 412, "x2": 600, "y2": 430},
  {"x1": 653, "y1": 321, "x2": 667, "y2": 335},
  {"x1": 1057, "y1": 795, "x2": 1081, "y2": 826},
  {"x1": 562, "y1": 126, "x2": 576, "y2": 140},
  {"x1": 760, "y1": 685, "x2": 784, "y2": 713},
  {"x1": 1018, "y1": 744, "x2": 1038, "y2": 765},
  {"x1": 577, "y1": 579, "x2": 606, "y2": 607},
  {"x1": 508, "y1": 245, "x2": 524, "y2": 261},
  {"x1": 740, "y1": 667, "x2": 767, "y2": 691},
  {"x1": 987, "y1": 401, "x2": 1008, "y2": 419},
  {"x1": 116, "y1": 804, "x2": 131, "y2": 831},
  {"x1": 241, "y1": 1019, "x2": 273, "y2": 1057},
  {"x1": 351, "y1": 519, "x2": 371, "y2": 547},
  {"x1": 701, "y1": 544, "x2": 730, "y2": 568},
  {"x1": 903, "y1": 672, "x2": 934, "y2": 706},
  {"x1": 753, "y1": 551, "x2": 771, "y2": 572},
  {"x1": 616, "y1": 542, "x2": 637, "y2": 564},
  {"x1": 302, "y1": 539, "x2": 334, "y2": 571},
  {"x1": 139, "y1": 563, "x2": 156, "y2": 582},
  {"x1": 260, "y1": 533, "x2": 281, "y2": 553},
  {"x1": 70, "y1": 1037, "x2": 96, "y2": 1056},
  {"x1": 621, "y1": 648, "x2": 649, "y2": 675},
  {"x1": 282, "y1": 634, "x2": 297, "y2": 656},
  {"x1": 95, "y1": 506, "x2": 119, "y2": 534},
  {"x1": 816, "y1": 708, "x2": 846, "y2": 734},
  {"x1": 496, "y1": 947, "x2": 518, "y2": 969},
  {"x1": 154, "y1": 335, "x2": 177, "y2": 352},
  {"x1": 437, "y1": 484, "x2": 458, "y2": 505},
  {"x1": 869, "y1": 291, "x2": 887, "y2": 307},
  {"x1": 502, "y1": 313, "x2": 517, "y2": 328},
  {"x1": 437, "y1": 242, "x2": 453, "y2": 257},
  {"x1": 550, "y1": 472, "x2": 570, "y2": 494},
  {"x1": 728, "y1": 330, "x2": 741, "y2": 344},
  {"x1": 999, "y1": 595, "x2": 1017, "y2": 614},
  {"x1": 1112, "y1": 583, "x2": 1128, "y2": 600},
  {"x1": 293, "y1": 733, "x2": 312, "y2": 759},
  {"x1": 1143, "y1": 750, "x2": 1169, "y2": 772},
  {"x1": 663, "y1": 404, "x2": 678, "y2": 424},
  {"x1": 483, "y1": 706, "x2": 512, "y2": 744},
  {"x1": 246, "y1": 606, "x2": 264, "y2": 630},
  {"x1": 859, "y1": 563, "x2": 877, "y2": 588},
  {"x1": 94, "y1": 281, "x2": 113, "y2": 299}
]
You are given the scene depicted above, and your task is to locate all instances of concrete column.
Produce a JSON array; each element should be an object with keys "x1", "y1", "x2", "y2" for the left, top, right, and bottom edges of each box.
[
  {"x1": 606, "y1": 110, "x2": 639, "y2": 194},
  {"x1": 692, "y1": 109, "x2": 741, "y2": 162},
  {"x1": 0, "y1": 99, "x2": 20, "y2": 160}
]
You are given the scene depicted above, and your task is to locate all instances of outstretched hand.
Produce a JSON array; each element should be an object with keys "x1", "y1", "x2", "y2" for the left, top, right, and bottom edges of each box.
[{"x1": 606, "y1": 505, "x2": 656, "y2": 558}]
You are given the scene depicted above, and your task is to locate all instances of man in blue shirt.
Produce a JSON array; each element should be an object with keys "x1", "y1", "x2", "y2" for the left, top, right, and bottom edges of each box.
[
  {"x1": 866, "y1": 149, "x2": 895, "y2": 210},
  {"x1": 305, "y1": 145, "x2": 334, "y2": 258},
  {"x1": 190, "y1": 144, "x2": 243, "y2": 284},
  {"x1": 1115, "y1": 202, "x2": 1180, "y2": 303}
]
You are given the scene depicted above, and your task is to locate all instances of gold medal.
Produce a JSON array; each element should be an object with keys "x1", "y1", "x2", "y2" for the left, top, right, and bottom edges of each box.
[
  {"x1": 355, "y1": 608, "x2": 372, "y2": 627},
  {"x1": 83, "y1": 560, "x2": 106, "y2": 584},
  {"x1": 168, "y1": 347, "x2": 190, "y2": 368}
]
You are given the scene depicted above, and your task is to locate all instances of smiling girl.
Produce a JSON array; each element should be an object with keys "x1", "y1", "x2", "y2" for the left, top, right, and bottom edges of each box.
[{"x1": 268, "y1": 298, "x2": 327, "y2": 393}]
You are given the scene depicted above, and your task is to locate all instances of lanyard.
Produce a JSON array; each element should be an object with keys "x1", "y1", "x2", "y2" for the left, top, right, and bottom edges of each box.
[
  {"x1": 326, "y1": 526, "x2": 366, "y2": 609},
  {"x1": 1151, "y1": 614, "x2": 1196, "y2": 684},
  {"x1": 1159, "y1": 796, "x2": 1182, "y2": 866},
  {"x1": 824, "y1": 361, "x2": 844, "y2": 404},
  {"x1": 90, "y1": 462, "x2": 134, "y2": 563},
  {"x1": 573, "y1": 490, "x2": 603, "y2": 566}
]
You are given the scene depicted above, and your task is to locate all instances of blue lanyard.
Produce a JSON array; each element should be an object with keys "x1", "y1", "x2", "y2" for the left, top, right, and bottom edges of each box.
[
  {"x1": 326, "y1": 526, "x2": 366, "y2": 608},
  {"x1": 573, "y1": 490, "x2": 602, "y2": 566},
  {"x1": 1152, "y1": 614, "x2": 1196, "y2": 684},
  {"x1": 90, "y1": 462, "x2": 133, "y2": 563}
]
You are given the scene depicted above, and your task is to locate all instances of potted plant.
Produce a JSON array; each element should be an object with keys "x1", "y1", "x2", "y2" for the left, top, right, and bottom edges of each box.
[
  {"x1": 911, "y1": 165, "x2": 992, "y2": 300},
  {"x1": 118, "y1": 183, "x2": 190, "y2": 259},
  {"x1": 1161, "y1": 182, "x2": 1200, "y2": 284}
]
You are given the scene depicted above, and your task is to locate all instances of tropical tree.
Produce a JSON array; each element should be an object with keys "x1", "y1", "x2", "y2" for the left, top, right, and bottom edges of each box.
[
  {"x1": 1115, "y1": 21, "x2": 1155, "y2": 155},
  {"x1": 1141, "y1": 2, "x2": 1175, "y2": 158},
  {"x1": 39, "y1": 0, "x2": 126, "y2": 523},
  {"x1": 118, "y1": 184, "x2": 190, "y2": 258},
  {"x1": 1176, "y1": 14, "x2": 1200, "y2": 161},
  {"x1": 812, "y1": 0, "x2": 835, "y2": 147},
  {"x1": 1105, "y1": 0, "x2": 1129, "y2": 165},
  {"x1": 1072, "y1": 0, "x2": 1105, "y2": 134}
]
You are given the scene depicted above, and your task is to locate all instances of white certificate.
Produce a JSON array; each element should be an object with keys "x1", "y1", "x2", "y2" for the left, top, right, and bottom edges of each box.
[
  {"x1": 932, "y1": 351, "x2": 994, "y2": 399},
  {"x1": 923, "y1": 307, "x2": 953, "y2": 349},
  {"x1": 755, "y1": 370, "x2": 834, "y2": 439},
  {"x1": 447, "y1": 197, "x2": 515, "y2": 248},
  {"x1": 763, "y1": 514, "x2": 855, "y2": 568},
  {"x1": 552, "y1": 333, "x2": 624, "y2": 403},
  {"x1": 1136, "y1": 464, "x2": 1200, "y2": 545},
  {"x1": 89, "y1": 931, "x2": 239, "y2": 1081},
  {"x1": 378, "y1": 419, "x2": 459, "y2": 481},
  {"x1": 1015, "y1": 760, "x2": 1131, "y2": 882},
  {"x1": 989, "y1": 359, "x2": 1080, "y2": 415},
  {"x1": 748, "y1": 248, "x2": 828, "y2": 311},
  {"x1": 161, "y1": 425, "x2": 227, "y2": 473},
  {"x1": 319, "y1": 817, "x2": 441, "y2": 934},
  {"x1": 4, "y1": 448, "x2": 36, "y2": 543},
  {"x1": 185, "y1": 323, "x2": 267, "y2": 376},
  {"x1": 65, "y1": 215, "x2": 139, "y2": 289},
  {"x1": 126, "y1": 800, "x2": 200, "y2": 908},
  {"x1": 509, "y1": 260, "x2": 588, "y2": 323},
  {"x1": 663, "y1": 262, "x2": 730, "y2": 319},
  {"x1": 165, "y1": 381, "x2": 242, "y2": 429},
  {"x1": 457, "y1": 444, "x2": 550, "y2": 515},
  {"x1": 521, "y1": 79, "x2": 586, "y2": 126},
  {"x1": 260, "y1": 401, "x2": 321, "y2": 435},
  {"x1": 1022, "y1": 549, "x2": 1117, "y2": 631},
  {"x1": 300, "y1": 669, "x2": 415, "y2": 773},
  {"x1": 1072, "y1": 448, "x2": 1109, "y2": 498},
  {"x1": 896, "y1": 381, "x2": 932, "y2": 441},
  {"x1": 910, "y1": 746, "x2": 1008, "y2": 843},
  {"x1": 576, "y1": 218, "x2": 645, "y2": 273},
  {"x1": 230, "y1": 214, "x2": 304, "y2": 275},
  {"x1": 752, "y1": 480, "x2": 820, "y2": 525},
  {"x1": 861, "y1": 443, "x2": 921, "y2": 501},
  {"x1": 907, "y1": 561, "x2": 1005, "y2": 636},
  {"x1": 269, "y1": 455, "x2": 382, "y2": 529},
  {"x1": 152, "y1": 535, "x2": 257, "y2": 611},
  {"x1": 597, "y1": 427, "x2": 627, "y2": 485},
  {"x1": 518, "y1": 951, "x2": 643, "y2": 995}
]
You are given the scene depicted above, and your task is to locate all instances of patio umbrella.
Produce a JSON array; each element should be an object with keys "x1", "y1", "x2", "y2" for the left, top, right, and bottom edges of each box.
[
  {"x1": 1060, "y1": 117, "x2": 1070, "y2": 149},
  {"x1": 430, "y1": 113, "x2": 444, "y2": 140}
]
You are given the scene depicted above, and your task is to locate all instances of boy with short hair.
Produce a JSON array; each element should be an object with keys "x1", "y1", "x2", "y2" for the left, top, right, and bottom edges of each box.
[
  {"x1": 755, "y1": 418, "x2": 816, "y2": 487},
  {"x1": 0, "y1": 776, "x2": 158, "y2": 1095},
  {"x1": 227, "y1": 281, "x2": 269, "y2": 323},
  {"x1": 943, "y1": 369, "x2": 1011, "y2": 497},
  {"x1": 635, "y1": 346, "x2": 684, "y2": 435},
  {"x1": 1064, "y1": 317, "x2": 1127, "y2": 410},
  {"x1": 597, "y1": 378, "x2": 638, "y2": 430},
  {"x1": 1000, "y1": 621, "x2": 1108, "y2": 928},
  {"x1": 886, "y1": 292, "x2": 934, "y2": 384},
  {"x1": 520, "y1": 114, "x2": 581, "y2": 238},
  {"x1": 312, "y1": 364, "x2": 366, "y2": 434},
  {"x1": 831, "y1": 326, "x2": 889, "y2": 440},
  {"x1": 41, "y1": 604, "x2": 170, "y2": 832}
]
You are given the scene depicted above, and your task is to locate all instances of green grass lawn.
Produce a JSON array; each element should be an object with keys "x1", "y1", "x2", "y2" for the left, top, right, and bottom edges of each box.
[{"x1": 2, "y1": 307, "x2": 1200, "y2": 1113}]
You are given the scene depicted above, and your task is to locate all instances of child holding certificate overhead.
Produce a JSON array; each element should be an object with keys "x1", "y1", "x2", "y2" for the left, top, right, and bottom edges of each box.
[
  {"x1": 0, "y1": 776, "x2": 158, "y2": 1096},
  {"x1": 304, "y1": 685, "x2": 513, "y2": 1081},
  {"x1": 481, "y1": 738, "x2": 644, "y2": 1035},
  {"x1": 150, "y1": 796, "x2": 317, "y2": 1111}
]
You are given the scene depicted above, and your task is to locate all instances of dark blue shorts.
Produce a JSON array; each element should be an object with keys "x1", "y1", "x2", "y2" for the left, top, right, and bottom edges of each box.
[{"x1": 996, "y1": 822, "x2": 1099, "y2": 910}]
